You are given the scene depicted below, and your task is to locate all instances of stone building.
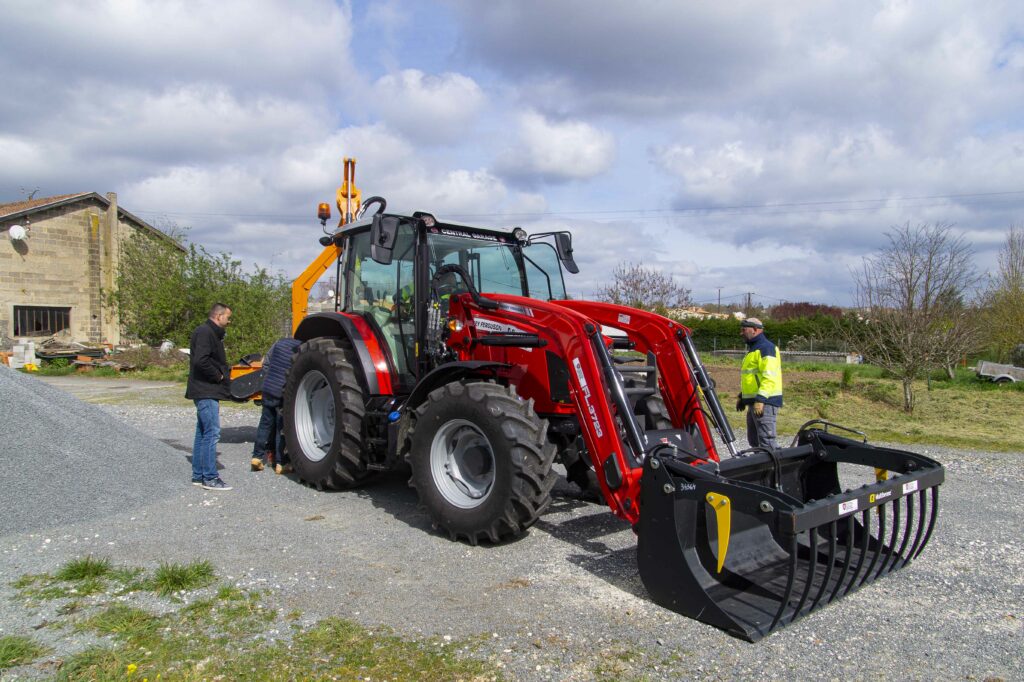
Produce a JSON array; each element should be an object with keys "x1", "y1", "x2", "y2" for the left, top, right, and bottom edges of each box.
[{"x1": 0, "y1": 192, "x2": 182, "y2": 346}]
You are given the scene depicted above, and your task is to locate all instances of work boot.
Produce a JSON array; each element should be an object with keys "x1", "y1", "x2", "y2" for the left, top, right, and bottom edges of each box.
[
  {"x1": 275, "y1": 463, "x2": 293, "y2": 475},
  {"x1": 250, "y1": 457, "x2": 265, "y2": 472}
]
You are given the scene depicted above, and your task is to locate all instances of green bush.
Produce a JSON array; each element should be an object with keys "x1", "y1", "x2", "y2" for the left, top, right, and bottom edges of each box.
[
  {"x1": 110, "y1": 234, "x2": 291, "y2": 359},
  {"x1": 677, "y1": 314, "x2": 856, "y2": 352}
]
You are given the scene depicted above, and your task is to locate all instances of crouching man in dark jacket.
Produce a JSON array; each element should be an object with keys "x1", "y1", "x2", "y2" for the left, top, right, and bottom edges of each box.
[
  {"x1": 186, "y1": 303, "x2": 233, "y2": 490},
  {"x1": 251, "y1": 337, "x2": 302, "y2": 474}
]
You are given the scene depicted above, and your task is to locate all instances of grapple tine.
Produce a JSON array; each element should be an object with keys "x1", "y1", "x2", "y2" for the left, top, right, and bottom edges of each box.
[
  {"x1": 792, "y1": 529, "x2": 819, "y2": 618},
  {"x1": 915, "y1": 487, "x2": 939, "y2": 559},
  {"x1": 769, "y1": 534, "x2": 800, "y2": 633},
  {"x1": 894, "y1": 493, "x2": 917, "y2": 570},
  {"x1": 860, "y1": 503, "x2": 886, "y2": 587},
  {"x1": 844, "y1": 511, "x2": 871, "y2": 596},
  {"x1": 810, "y1": 521, "x2": 838, "y2": 612},
  {"x1": 829, "y1": 515, "x2": 855, "y2": 604},
  {"x1": 904, "y1": 489, "x2": 929, "y2": 563},
  {"x1": 879, "y1": 498, "x2": 901, "y2": 577}
]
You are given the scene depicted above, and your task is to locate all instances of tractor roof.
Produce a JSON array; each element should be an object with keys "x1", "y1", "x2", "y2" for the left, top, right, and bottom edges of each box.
[{"x1": 336, "y1": 212, "x2": 520, "y2": 243}]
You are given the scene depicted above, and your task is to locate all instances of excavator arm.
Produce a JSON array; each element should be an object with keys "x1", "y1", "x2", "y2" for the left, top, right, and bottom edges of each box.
[{"x1": 289, "y1": 157, "x2": 361, "y2": 334}]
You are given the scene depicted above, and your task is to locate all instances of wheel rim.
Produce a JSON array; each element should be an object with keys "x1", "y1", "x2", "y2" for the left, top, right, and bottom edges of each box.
[
  {"x1": 294, "y1": 370, "x2": 335, "y2": 462},
  {"x1": 430, "y1": 419, "x2": 494, "y2": 509}
]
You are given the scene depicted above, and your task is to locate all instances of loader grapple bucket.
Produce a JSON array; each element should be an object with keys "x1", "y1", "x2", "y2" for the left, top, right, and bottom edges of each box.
[{"x1": 637, "y1": 430, "x2": 944, "y2": 641}]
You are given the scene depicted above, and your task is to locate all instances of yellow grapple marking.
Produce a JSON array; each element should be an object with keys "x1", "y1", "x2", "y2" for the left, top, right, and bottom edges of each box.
[
  {"x1": 706, "y1": 492, "x2": 732, "y2": 573},
  {"x1": 875, "y1": 468, "x2": 888, "y2": 482}
]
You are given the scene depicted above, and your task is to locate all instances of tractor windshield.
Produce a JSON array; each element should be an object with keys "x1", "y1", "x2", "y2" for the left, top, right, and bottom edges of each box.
[{"x1": 426, "y1": 232, "x2": 567, "y2": 300}]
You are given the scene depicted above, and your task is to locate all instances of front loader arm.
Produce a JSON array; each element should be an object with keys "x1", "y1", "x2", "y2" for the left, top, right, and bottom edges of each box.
[
  {"x1": 447, "y1": 294, "x2": 647, "y2": 523},
  {"x1": 556, "y1": 300, "x2": 735, "y2": 459}
]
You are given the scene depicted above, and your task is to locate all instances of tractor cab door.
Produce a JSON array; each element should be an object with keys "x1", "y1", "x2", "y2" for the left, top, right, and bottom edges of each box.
[{"x1": 343, "y1": 224, "x2": 418, "y2": 392}]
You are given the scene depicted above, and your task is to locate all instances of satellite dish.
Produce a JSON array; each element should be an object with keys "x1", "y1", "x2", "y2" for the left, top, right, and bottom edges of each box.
[{"x1": 9, "y1": 224, "x2": 29, "y2": 241}]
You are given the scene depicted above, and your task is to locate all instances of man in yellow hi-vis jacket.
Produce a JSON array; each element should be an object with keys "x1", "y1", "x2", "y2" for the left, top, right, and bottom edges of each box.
[{"x1": 735, "y1": 318, "x2": 783, "y2": 450}]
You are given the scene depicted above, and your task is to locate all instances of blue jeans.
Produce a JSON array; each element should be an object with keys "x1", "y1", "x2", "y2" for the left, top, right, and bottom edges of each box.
[
  {"x1": 192, "y1": 399, "x2": 221, "y2": 482},
  {"x1": 253, "y1": 395, "x2": 281, "y2": 460}
]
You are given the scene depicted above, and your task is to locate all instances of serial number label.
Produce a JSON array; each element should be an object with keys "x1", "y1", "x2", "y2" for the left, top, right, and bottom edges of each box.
[
  {"x1": 838, "y1": 500, "x2": 859, "y2": 515},
  {"x1": 903, "y1": 480, "x2": 919, "y2": 494}
]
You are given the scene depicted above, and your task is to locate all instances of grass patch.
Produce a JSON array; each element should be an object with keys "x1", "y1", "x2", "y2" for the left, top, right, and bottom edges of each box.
[
  {"x1": 56, "y1": 555, "x2": 112, "y2": 581},
  {"x1": 26, "y1": 360, "x2": 188, "y2": 381},
  {"x1": 707, "y1": 358, "x2": 1024, "y2": 451},
  {"x1": 0, "y1": 635, "x2": 50, "y2": 670},
  {"x1": 149, "y1": 560, "x2": 215, "y2": 595},
  {"x1": 269, "y1": 618, "x2": 493, "y2": 681},
  {"x1": 7, "y1": 559, "x2": 504, "y2": 682},
  {"x1": 81, "y1": 604, "x2": 160, "y2": 641},
  {"x1": 774, "y1": 374, "x2": 1024, "y2": 450}
]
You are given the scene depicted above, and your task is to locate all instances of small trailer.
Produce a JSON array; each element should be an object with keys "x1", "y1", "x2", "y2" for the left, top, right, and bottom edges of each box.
[{"x1": 976, "y1": 360, "x2": 1024, "y2": 383}]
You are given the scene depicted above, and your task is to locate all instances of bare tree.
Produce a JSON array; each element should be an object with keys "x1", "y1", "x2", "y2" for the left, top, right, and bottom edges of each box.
[
  {"x1": 846, "y1": 222, "x2": 980, "y2": 412},
  {"x1": 598, "y1": 261, "x2": 692, "y2": 314},
  {"x1": 982, "y1": 225, "x2": 1024, "y2": 362}
]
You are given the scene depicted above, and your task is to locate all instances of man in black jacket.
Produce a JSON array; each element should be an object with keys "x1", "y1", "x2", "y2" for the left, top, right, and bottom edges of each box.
[{"x1": 187, "y1": 302, "x2": 233, "y2": 490}]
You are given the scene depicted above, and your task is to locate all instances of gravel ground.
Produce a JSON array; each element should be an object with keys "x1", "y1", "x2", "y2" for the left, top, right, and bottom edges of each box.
[{"x1": 1, "y1": 368, "x2": 1021, "y2": 680}]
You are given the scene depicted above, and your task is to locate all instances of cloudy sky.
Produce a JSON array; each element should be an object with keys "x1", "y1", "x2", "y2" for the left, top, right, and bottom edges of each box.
[{"x1": 2, "y1": 0, "x2": 1022, "y2": 306}]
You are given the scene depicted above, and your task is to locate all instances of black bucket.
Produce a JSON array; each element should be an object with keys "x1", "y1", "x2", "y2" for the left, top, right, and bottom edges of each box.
[{"x1": 637, "y1": 428, "x2": 944, "y2": 641}]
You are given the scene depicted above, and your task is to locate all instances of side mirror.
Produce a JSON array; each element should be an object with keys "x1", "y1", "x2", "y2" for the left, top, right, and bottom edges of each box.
[
  {"x1": 555, "y1": 232, "x2": 579, "y2": 274},
  {"x1": 370, "y1": 214, "x2": 399, "y2": 264}
]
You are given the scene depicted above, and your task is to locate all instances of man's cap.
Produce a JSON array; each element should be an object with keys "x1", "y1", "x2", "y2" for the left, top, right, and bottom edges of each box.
[{"x1": 740, "y1": 317, "x2": 764, "y2": 329}]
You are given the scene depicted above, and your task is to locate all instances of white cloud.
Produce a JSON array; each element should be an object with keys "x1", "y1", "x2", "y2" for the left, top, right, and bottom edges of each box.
[
  {"x1": 370, "y1": 70, "x2": 485, "y2": 144},
  {"x1": 2, "y1": 0, "x2": 1021, "y2": 307},
  {"x1": 656, "y1": 142, "x2": 765, "y2": 202},
  {"x1": 123, "y1": 165, "x2": 272, "y2": 217},
  {"x1": 497, "y1": 111, "x2": 615, "y2": 184},
  {"x1": 0, "y1": 0, "x2": 354, "y2": 98}
]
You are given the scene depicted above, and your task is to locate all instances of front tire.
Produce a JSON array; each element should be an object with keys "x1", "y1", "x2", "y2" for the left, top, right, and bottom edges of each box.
[
  {"x1": 283, "y1": 338, "x2": 372, "y2": 490},
  {"x1": 407, "y1": 382, "x2": 557, "y2": 544}
]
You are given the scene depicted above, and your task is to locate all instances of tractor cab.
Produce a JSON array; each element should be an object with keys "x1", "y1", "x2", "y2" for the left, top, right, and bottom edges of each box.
[{"x1": 335, "y1": 211, "x2": 576, "y2": 392}]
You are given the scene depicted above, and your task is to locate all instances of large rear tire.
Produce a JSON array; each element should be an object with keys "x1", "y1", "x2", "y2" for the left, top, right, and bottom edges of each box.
[
  {"x1": 637, "y1": 394, "x2": 673, "y2": 430},
  {"x1": 407, "y1": 382, "x2": 557, "y2": 544},
  {"x1": 283, "y1": 338, "x2": 372, "y2": 490}
]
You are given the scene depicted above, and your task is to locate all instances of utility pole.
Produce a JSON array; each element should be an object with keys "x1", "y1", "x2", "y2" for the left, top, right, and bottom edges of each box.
[
  {"x1": 717, "y1": 287, "x2": 722, "y2": 312},
  {"x1": 745, "y1": 292, "x2": 754, "y2": 313}
]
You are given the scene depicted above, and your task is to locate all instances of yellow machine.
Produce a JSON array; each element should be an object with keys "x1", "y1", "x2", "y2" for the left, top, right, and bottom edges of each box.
[
  {"x1": 229, "y1": 158, "x2": 361, "y2": 399},
  {"x1": 290, "y1": 157, "x2": 361, "y2": 334}
]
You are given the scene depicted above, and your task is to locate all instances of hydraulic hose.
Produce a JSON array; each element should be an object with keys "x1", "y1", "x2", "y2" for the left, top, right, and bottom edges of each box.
[{"x1": 678, "y1": 330, "x2": 738, "y2": 456}]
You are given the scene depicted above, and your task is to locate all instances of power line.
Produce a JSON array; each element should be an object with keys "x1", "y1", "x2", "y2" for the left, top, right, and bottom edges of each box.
[{"x1": 129, "y1": 188, "x2": 1024, "y2": 223}]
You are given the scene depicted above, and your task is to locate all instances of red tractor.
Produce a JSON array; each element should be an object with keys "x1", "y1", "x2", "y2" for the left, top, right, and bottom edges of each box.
[{"x1": 283, "y1": 196, "x2": 944, "y2": 641}]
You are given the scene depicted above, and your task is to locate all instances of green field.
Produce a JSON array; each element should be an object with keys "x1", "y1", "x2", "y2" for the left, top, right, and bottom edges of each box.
[{"x1": 706, "y1": 358, "x2": 1024, "y2": 452}]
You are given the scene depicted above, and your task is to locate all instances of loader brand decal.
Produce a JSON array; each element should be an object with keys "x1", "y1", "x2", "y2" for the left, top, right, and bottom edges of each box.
[
  {"x1": 474, "y1": 317, "x2": 528, "y2": 335},
  {"x1": 838, "y1": 499, "x2": 859, "y2": 515},
  {"x1": 498, "y1": 302, "x2": 534, "y2": 317},
  {"x1": 572, "y1": 357, "x2": 604, "y2": 438},
  {"x1": 617, "y1": 313, "x2": 631, "y2": 325},
  {"x1": 903, "y1": 480, "x2": 919, "y2": 495},
  {"x1": 869, "y1": 490, "x2": 893, "y2": 503},
  {"x1": 431, "y1": 227, "x2": 506, "y2": 243}
]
